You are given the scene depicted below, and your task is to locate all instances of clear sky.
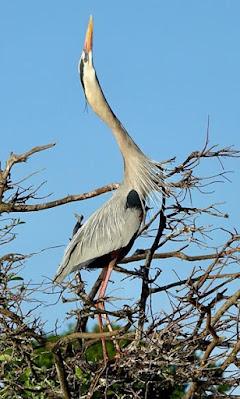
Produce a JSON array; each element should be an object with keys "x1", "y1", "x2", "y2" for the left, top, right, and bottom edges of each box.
[{"x1": 1, "y1": 1, "x2": 240, "y2": 332}]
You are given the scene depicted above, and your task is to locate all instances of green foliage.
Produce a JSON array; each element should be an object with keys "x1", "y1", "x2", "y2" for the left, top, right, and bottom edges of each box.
[{"x1": 8, "y1": 274, "x2": 24, "y2": 282}]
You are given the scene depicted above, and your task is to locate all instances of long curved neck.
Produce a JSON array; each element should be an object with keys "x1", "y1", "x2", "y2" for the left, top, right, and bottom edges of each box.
[
  {"x1": 82, "y1": 65, "x2": 166, "y2": 203},
  {"x1": 83, "y1": 70, "x2": 145, "y2": 182}
]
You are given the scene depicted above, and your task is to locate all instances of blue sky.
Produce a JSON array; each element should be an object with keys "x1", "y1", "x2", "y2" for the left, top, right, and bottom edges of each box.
[{"x1": 1, "y1": 1, "x2": 240, "y2": 331}]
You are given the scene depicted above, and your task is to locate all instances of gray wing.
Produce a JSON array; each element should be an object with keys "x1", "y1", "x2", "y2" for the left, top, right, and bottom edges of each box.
[{"x1": 54, "y1": 192, "x2": 142, "y2": 283}]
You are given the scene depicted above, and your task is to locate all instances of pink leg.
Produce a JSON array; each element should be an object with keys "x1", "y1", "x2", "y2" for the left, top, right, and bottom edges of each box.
[
  {"x1": 98, "y1": 259, "x2": 115, "y2": 299},
  {"x1": 96, "y1": 258, "x2": 116, "y2": 363},
  {"x1": 96, "y1": 267, "x2": 108, "y2": 361},
  {"x1": 103, "y1": 312, "x2": 121, "y2": 356}
]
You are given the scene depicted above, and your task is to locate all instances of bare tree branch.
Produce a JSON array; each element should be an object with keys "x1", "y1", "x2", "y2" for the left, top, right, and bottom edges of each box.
[
  {"x1": 0, "y1": 183, "x2": 119, "y2": 213},
  {"x1": 1, "y1": 141, "x2": 240, "y2": 398}
]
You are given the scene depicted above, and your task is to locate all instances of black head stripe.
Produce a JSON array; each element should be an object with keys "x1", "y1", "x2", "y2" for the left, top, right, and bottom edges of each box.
[{"x1": 79, "y1": 59, "x2": 84, "y2": 90}]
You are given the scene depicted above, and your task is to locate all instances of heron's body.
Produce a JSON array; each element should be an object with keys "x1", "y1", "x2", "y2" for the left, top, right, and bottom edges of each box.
[{"x1": 55, "y1": 187, "x2": 143, "y2": 282}]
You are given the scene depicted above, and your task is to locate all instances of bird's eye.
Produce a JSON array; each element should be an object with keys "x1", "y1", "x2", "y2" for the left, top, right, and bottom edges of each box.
[{"x1": 83, "y1": 51, "x2": 89, "y2": 63}]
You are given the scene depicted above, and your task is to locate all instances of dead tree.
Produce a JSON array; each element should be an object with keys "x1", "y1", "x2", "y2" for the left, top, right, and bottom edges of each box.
[{"x1": 0, "y1": 139, "x2": 239, "y2": 398}]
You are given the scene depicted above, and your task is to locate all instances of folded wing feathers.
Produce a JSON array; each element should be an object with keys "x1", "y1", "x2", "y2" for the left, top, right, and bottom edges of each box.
[{"x1": 54, "y1": 192, "x2": 142, "y2": 283}]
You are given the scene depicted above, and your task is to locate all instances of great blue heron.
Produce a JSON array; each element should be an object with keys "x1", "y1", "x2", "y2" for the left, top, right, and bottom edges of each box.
[{"x1": 54, "y1": 16, "x2": 167, "y2": 360}]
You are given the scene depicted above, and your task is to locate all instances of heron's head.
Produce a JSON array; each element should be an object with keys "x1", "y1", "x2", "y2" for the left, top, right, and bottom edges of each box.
[{"x1": 78, "y1": 15, "x2": 95, "y2": 91}]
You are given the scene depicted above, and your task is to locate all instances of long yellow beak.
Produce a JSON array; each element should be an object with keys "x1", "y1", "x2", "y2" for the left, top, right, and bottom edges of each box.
[{"x1": 84, "y1": 15, "x2": 93, "y2": 53}]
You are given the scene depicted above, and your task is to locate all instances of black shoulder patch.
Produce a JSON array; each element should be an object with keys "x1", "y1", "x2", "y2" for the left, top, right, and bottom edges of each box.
[{"x1": 126, "y1": 190, "x2": 142, "y2": 210}]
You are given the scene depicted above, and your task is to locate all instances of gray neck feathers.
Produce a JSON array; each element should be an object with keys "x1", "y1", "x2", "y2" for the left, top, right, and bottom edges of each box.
[{"x1": 83, "y1": 69, "x2": 163, "y2": 202}]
